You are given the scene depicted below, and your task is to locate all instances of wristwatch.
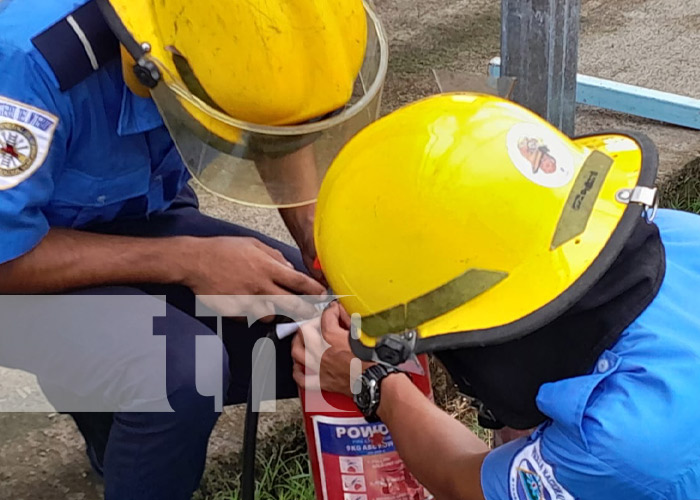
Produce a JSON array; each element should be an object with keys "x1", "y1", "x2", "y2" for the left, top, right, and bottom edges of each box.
[{"x1": 353, "y1": 364, "x2": 407, "y2": 422}]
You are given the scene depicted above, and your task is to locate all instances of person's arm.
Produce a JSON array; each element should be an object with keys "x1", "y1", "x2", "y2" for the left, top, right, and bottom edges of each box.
[
  {"x1": 377, "y1": 374, "x2": 490, "y2": 500},
  {"x1": 255, "y1": 145, "x2": 325, "y2": 283},
  {"x1": 278, "y1": 201, "x2": 321, "y2": 282},
  {"x1": 255, "y1": 144, "x2": 319, "y2": 207},
  {"x1": 0, "y1": 228, "x2": 190, "y2": 293},
  {"x1": 292, "y1": 303, "x2": 490, "y2": 500},
  {"x1": 0, "y1": 227, "x2": 325, "y2": 319}
]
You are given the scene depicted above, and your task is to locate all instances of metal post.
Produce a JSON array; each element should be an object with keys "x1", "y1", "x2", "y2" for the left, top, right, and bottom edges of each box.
[{"x1": 501, "y1": 0, "x2": 582, "y2": 135}]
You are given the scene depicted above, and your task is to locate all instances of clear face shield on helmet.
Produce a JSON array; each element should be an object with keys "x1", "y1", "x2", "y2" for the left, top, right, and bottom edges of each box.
[{"x1": 139, "y1": 2, "x2": 387, "y2": 208}]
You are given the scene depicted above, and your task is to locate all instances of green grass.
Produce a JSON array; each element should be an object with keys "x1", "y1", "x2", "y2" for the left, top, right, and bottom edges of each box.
[
  {"x1": 194, "y1": 423, "x2": 314, "y2": 500},
  {"x1": 658, "y1": 158, "x2": 700, "y2": 212}
]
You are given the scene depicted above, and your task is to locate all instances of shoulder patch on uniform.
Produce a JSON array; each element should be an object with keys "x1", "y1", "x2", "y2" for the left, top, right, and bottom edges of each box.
[
  {"x1": 0, "y1": 96, "x2": 58, "y2": 190},
  {"x1": 509, "y1": 438, "x2": 575, "y2": 500}
]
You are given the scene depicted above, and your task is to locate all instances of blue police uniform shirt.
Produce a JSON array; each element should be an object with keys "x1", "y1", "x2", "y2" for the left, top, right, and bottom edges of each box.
[
  {"x1": 481, "y1": 209, "x2": 700, "y2": 500},
  {"x1": 0, "y1": 0, "x2": 190, "y2": 264}
]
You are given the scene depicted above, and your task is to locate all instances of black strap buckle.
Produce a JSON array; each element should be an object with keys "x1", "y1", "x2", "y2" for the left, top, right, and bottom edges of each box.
[{"x1": 470, "y1": 398, "x2": 505, "y2": 430}]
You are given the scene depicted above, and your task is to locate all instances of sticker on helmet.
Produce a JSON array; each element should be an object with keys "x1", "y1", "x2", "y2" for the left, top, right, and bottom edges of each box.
[
  {"x1": 507, "y1": 123, "x2": 575, "y2": 188},
  {"x1": 509, "y1": 439, "x2": 575, "y2": 500},
  {"x1": 0, "y1": 96, "x2": 58, "y2": 190}
]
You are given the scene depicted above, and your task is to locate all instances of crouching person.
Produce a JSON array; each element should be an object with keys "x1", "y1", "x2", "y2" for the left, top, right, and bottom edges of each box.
[{"x1": 293, "y1": 93, "x2": 700, "y2": 500}]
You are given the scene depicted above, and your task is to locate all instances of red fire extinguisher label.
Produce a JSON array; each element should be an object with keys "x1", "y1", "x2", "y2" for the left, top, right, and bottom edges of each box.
[{"x1": 312, "y1": 415, "x2": 433, "y2": 500}]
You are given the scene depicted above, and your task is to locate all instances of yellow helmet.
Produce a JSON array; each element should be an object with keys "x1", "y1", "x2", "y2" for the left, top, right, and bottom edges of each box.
[
  {"x1": 97, "y1": 0, "x2": 387, "y2": 207},
  {"x1": 315, "y1": 93, "x2": 659, "y2": 363},
  {"x1": 104, "y1": 0, "x2": 366, "y2": 125}
]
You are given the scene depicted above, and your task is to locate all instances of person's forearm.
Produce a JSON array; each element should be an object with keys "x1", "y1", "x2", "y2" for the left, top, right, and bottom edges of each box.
[
  {"x1": 0, "y1": 228, "x2": 196, "y2": 293},
  {"x1": 377, "y1": 374, "x2": 490, "y2": 500},
  {"x1": 278, "y1": 202, "x2": 315, "y2": 248},
  {"x1": 256, "y1": 144, "x2": 319, "y2": 207},
  {"x1": 261, "y1": 145, "x2": 317, "y2": 249},
  {"x1": 257, "y1": 145, "x2": 324, "y2": 280}
]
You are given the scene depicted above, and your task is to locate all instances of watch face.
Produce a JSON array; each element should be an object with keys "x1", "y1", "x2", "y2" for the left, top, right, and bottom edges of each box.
[
  {"x1": 355, "y1": 388, "x2": 371, "y2": 409},
  {"x1": 353, "y1": 377, "x2": 375, "y2": 411}
]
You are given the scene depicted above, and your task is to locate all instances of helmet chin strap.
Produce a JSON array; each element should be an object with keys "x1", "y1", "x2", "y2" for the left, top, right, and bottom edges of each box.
[{"x1": 121, "y1": 46, "x2": 151, "y2": 98}]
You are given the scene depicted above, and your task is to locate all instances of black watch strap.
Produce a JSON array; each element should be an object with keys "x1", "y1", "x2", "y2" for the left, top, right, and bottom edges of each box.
[{"x1": 353, "y1": 364, "x2": 406, "y2": 422}]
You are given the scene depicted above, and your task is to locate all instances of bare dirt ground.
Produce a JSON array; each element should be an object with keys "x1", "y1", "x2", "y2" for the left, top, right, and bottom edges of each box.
[{"x1": 1, "y1": 0, "x2": 699, "y2": 498}]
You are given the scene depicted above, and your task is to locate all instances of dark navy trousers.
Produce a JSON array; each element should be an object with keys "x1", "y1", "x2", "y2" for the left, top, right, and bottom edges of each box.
[{"x1": 2, "y1": 192, "x2": 301, "y2": 500}]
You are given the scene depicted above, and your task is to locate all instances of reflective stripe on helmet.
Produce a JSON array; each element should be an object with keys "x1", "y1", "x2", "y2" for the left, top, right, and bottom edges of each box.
[
  {"x1": 551, "y1": 150, "x2": 614, "y2": 250},
  {"x1": 360, "y1": 269, "x2": 509, "y2": 337}
]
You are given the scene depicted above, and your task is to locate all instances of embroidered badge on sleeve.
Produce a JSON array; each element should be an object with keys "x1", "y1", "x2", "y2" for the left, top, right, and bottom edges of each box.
[
  {"x1": 509, "y1": 439, "x2": 575, "y2": 500},
  {"x1": 0, "y1": 96, "x2": 58, "y2": 190}
]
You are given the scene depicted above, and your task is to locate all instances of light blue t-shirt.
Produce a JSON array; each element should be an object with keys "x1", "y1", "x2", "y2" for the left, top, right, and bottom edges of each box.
[
  {"x1": 0, "y1": 0, "x2": 190, "y2": 264},
  {"x1": 482, "y1": 209, "x2": 700, "y2": 499}
]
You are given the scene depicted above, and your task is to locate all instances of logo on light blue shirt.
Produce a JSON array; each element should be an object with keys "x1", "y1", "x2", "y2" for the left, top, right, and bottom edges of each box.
[
  {"x1": 509, "y1": 439, "x2": 574, "y2": 500},
  {"x1": 517, "y1": 463, "x2": 545, "y2": 500}
]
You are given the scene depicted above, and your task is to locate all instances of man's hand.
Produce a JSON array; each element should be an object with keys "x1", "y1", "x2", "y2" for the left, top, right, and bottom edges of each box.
[
  {"x1": 184, "y1": 236, "x2": 326, "y2": 320},
  {"x1": 0, "y1": 229, "x2": 325, "y2": 322},
  {"x1": 291, "y1": 302, "x2": 370, "y2": 396}
]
